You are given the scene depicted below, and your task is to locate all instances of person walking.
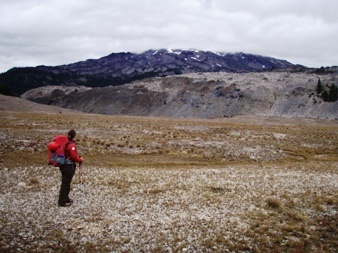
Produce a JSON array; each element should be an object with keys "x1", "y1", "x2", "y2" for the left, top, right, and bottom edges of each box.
[{"x1": 58, "y1": 129, "x2": 83, "y2": 207}]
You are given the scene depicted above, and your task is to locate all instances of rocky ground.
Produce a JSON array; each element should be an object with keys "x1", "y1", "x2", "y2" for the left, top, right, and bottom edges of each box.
[
  {"x1": 1, "y1": 163, "x2": 337, "y2": 253},
  {"x1": 0, "y1": 96, "x2": 337, "y2": 252}
]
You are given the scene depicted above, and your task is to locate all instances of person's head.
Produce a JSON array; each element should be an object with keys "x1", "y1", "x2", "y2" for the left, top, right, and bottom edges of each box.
[{"x1": 68, "y1": 129, "x2": 76, "y2": 140}]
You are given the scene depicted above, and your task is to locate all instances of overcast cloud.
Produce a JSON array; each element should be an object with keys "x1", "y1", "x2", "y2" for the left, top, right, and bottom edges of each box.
[{"x1": 1, "y1": 0, "x2": 337, "y2": 73}]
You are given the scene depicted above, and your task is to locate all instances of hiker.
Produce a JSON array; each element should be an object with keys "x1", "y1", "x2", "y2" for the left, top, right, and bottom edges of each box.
[{"x1": 58, "y1": 129, "x2": 83, "y2": 207}]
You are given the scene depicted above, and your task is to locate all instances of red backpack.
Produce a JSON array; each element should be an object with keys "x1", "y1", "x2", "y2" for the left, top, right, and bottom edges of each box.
[{"x1": 47, "y1": 135, "x2": 70, "y2": 167}]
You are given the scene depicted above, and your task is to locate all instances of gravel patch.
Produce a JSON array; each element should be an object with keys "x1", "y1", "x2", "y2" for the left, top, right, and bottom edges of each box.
[{"x1": 1, "y1": 164, "x2": 337, "y2": 252}]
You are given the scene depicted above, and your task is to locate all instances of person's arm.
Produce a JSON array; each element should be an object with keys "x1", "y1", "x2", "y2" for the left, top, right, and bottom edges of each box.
[{"x1": 67, "y1": 142, "x2": 83, "y2": 163}]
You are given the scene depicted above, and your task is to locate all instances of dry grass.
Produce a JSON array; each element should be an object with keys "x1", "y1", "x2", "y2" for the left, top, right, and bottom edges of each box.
[{"x1": 0, "y1": 110, "x2": 337, "y2": 252}]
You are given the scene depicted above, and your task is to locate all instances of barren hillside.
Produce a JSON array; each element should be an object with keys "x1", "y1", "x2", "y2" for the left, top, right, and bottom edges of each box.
[
  {"x1": 22, "y1": 71, "x2": 338, "y2": 119},
  {"x1": 0, "y1": 94, "x2": 78, "y2": 114}
]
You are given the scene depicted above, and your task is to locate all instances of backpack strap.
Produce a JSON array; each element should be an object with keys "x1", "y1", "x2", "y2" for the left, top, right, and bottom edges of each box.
[{"x1": 64, "y1": 141, "x2": 71, "y2": 160}]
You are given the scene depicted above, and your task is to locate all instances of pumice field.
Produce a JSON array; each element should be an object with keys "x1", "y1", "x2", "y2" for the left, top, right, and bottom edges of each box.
[{"x1": 0, "y1": 108, "x2": 337, "y2": 252}]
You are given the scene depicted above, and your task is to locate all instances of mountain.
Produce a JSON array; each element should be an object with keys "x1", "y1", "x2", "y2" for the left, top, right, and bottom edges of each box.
[
  {"x1": 0, "y1": 49, "x2": 298, "y2": 96},
  {"x1": 52, "y1": 49, "x2": 295, "y2": 75},
  {"x1": 3, "y1": 48, "x2": 337, "y2": 120}
]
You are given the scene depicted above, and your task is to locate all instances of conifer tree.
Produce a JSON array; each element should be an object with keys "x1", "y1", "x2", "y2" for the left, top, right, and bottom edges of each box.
[
  {"x1": 322, "y1": 91, "x2": 329, "y2": 102},
  {"x1": 329, "y1": 84, "x2": 338, "y2": 102},
  {"x1": 316, "y1": 79, "x2": 323, "y2": 94}
]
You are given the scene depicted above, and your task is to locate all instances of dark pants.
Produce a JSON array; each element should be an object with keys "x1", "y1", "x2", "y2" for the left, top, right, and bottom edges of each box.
[{"x1": 58, "y1": 164, "x2": 76, "y2": 206}]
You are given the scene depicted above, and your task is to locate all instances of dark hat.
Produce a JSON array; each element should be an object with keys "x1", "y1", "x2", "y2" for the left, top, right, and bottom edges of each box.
[{"x1": 68, "y1": 129, "x2": 76, "y2": 140}]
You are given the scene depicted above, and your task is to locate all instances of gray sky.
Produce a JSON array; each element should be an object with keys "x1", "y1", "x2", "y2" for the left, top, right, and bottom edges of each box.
[{"x1": 1, "y1": 0, "x2": 337, "y2": 73}]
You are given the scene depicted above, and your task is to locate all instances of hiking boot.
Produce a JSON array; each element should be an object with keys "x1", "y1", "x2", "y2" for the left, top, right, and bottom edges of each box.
[
  {"x1": 67, "y1": 199, "x2": 74, "y2": 204},
  {"x1": 59, "y1": 202, "x2": 72, "y2": 207}
]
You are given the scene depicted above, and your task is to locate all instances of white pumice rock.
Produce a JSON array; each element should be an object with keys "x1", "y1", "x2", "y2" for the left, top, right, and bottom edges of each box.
[{"x1": 0, "y1": 164, "x2": 337, "y2": 252}]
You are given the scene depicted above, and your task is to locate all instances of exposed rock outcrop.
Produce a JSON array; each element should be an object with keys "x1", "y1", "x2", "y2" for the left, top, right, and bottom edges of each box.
[{"x1": 22, "y1": 71, "x2": 338, "y2": 119}]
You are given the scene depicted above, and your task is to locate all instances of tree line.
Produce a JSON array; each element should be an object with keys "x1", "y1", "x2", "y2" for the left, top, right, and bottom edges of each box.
[{"x1": 0, "y1": 67, "x2": 162, "y2": 96}]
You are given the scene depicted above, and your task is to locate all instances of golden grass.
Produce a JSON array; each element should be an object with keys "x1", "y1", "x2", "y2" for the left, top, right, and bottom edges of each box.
[{"x1": 1, "y1": 111, "x2": 337, "y2": 169}]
